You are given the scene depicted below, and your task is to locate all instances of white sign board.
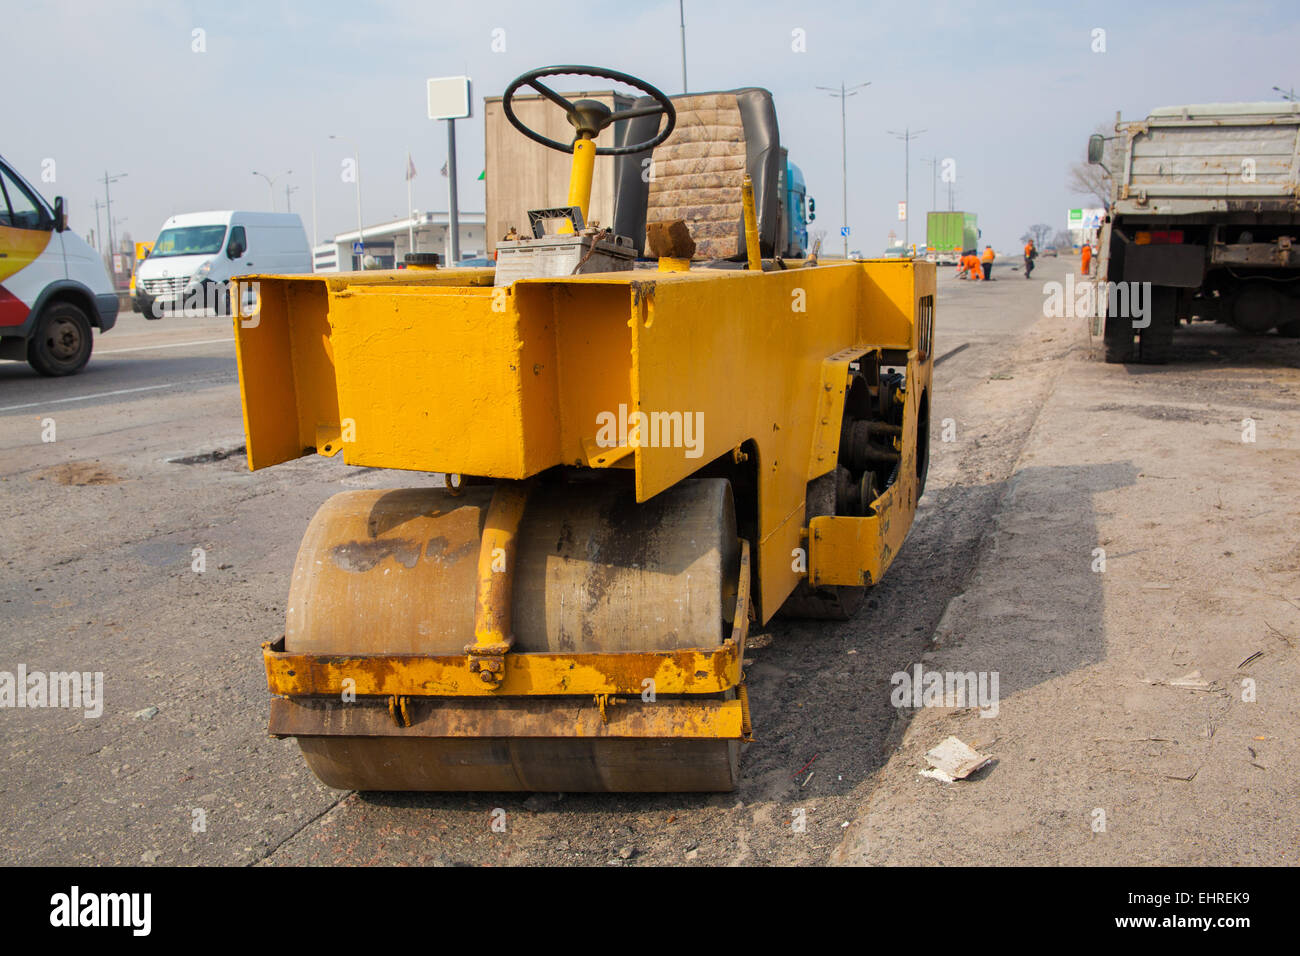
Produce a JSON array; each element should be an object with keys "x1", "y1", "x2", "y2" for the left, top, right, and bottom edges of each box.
[
  {"x1": 897, "y1": 201, "x2": 907, "y2": 221},
  {"x1": 427, "y1": 76, "x2": 471, "y2": 120},
  {"x1": 1068, "y1": 207, "x2": 1104, "y2": 230}
]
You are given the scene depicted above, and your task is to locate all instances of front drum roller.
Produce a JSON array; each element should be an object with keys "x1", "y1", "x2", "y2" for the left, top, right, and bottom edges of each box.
[{"x1": 277, "y1": 477, "x2": 743, "y2": 792}]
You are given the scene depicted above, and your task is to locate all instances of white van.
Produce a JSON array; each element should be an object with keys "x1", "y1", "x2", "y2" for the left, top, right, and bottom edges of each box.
[
  {"x1": 135, "y1": 211, "x2": 310, "y2": 318},
  {"x1": 0, "y1": 153, "x2": 118, "y2": 376}
]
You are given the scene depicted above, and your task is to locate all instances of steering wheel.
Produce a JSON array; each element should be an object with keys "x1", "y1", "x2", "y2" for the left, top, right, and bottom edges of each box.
[{"x1": 501, "y1": 65, "x2": 676, "y2": 156}]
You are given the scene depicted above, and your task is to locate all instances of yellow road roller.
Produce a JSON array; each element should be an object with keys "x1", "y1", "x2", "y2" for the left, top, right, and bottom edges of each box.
[{"x1": 233, "y1": 66, "x2": 935, "y2": 792}]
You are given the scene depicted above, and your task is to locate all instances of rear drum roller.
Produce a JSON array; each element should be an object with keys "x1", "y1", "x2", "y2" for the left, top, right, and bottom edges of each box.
[{"x1": 284, "y1": 478, "x2": 742, "y2": 792}]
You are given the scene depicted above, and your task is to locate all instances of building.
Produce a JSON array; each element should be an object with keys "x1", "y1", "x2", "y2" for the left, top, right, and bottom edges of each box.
[{"x1": 312, "y1": 210, "x2": 487, "y2": 272}]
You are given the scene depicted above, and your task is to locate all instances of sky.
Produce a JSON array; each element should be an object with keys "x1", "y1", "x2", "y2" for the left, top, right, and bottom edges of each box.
[{"x1": 6, "y1": 0, "x2": 1300, "y2": 255}]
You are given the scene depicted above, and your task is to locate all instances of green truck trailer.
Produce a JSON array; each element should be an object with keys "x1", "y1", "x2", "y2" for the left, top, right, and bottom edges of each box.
[{"x1": 926, "y1": 211, "x2": 979, "y2": 265}]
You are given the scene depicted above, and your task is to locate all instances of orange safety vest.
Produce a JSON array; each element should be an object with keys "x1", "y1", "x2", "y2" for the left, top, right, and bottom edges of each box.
[
  {"x1": 1024, "y1": 243, "x2": 1034, "y2": 257},
  {"x1": 981, "y1": 247, "x2": 994, "y2": 263}
]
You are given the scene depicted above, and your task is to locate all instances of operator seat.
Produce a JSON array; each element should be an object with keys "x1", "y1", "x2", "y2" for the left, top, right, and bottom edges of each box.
[{"x1": 613, "y1": 88, "x2": 782, "y2": 260}]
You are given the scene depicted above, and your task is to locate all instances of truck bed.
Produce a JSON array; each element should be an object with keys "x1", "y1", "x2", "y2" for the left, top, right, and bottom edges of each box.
[{"x1": 1114, "y1": 102, "x2": 1300, "y2": 216}]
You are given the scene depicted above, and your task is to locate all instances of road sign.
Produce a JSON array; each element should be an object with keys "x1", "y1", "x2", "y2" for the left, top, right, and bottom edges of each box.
[
  {"x1": 352, "y1": 241, "x2": 364, "y2": 254},
  {"x1": 841, "y1": 226, "x2": 850, "y2": 237},
  {"x1": 897, "y1": 201, "x2": 907, "y2": 221},
  {"x1": 427, "y1": 76, "x2": 472, "y2": 120}
]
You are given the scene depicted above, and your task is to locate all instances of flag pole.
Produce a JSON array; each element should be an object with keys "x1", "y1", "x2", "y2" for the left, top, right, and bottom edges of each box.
[{"x1": 406, "y1": 150, "x2": 415, "y2": 255}]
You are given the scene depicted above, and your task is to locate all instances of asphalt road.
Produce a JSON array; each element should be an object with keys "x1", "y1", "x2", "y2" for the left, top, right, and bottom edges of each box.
[{"x1": 5, "y1": 257, "x2": 1241, "y2": 867}]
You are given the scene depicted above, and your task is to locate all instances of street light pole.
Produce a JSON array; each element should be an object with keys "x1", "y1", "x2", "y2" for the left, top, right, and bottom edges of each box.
[
  {"x1": 1274, "y1": 85, "x2": 1298, "y2": 101},
  {"x1": 817, "y1": 81, "x2": 870, "y2": 258},
  {"x1": 921, "y1": 155, "x2": 938, "y2": 211},
  {"x1": 679, "y1": 0, "x2": 688, "y2": 93},
  {"x1": 101, "y1": 171, "x2": 127, "y2": 261},
  {"x1": 93, "y1": 198, "x2": 105, "y2": 255},
  {"x1": 252, "y1": 170, "x2": 291, "y2": 211},
  {"x1": 310, "y1": 151, "x2": 318, "y2": 248},
  {"x1": 886, "y1": 128, "x2": 926, "y2": 248}
]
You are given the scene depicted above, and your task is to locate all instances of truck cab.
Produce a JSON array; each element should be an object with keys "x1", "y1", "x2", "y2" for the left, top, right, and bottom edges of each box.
[
  {"x1": 0, "y1": 154, "x2": 118, "y2": 376},
  {"x1": 781, "y1": 159, "x2": 811, "y2": 258}
]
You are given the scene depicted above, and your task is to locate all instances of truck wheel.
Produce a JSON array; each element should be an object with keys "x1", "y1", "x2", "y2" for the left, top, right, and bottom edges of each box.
[
  {"x1": 206, "y1": 280, "x2": 232, "y2": 317},
  {"x1": 27, "y1": 301, "x2": 93, "y2": 376},
  {"x1": 137, "y1": 293, "x2": 161, "y2": 319},
  {"x1": 1138, "y1": 286, "x2": 1176, "y2": 365},
  {"x1": 1278, "y1": 320, "x2": 1300, "y2": 338},
  {"x1": 1103, "y1": 312, "x2": 1133, "y2": 363},
  {"x1": 1232, "y1": 286, "x2": 1285, "y2": 334}
]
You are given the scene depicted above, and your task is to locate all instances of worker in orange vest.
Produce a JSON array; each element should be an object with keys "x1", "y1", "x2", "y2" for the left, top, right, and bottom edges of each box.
[
  {"x1": 981, "y1": 245, "x2": 995, "y2": 280},
  {"x1": 1080, "y1": 243, "x2": 1093, "y2": 276},
  {"x1": 1024, "y1": 240, "x2": 1037, "y2": 278},
  {"x1": 957, "y1": 251, "x2": 982, "y2": 280}
]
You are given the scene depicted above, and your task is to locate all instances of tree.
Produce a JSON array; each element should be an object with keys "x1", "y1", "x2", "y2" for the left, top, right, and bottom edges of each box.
[
  {"x1": 1020, "y1": 224, "x2": 1053, "y2": 248},
  {"x1": 1069, "y1": 122, "x2": 1122, "y2": 210},
  {"x1": 1052, "y1": 229, "x2": 1074, "y2": 251}
]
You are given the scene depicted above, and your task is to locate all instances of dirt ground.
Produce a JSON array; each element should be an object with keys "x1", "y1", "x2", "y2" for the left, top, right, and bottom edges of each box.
[
  {"x1": 834, "y1": 299, "x2": 1300, "y2": 866},
  {"x1": 1, "y1": 258, "x2": 1296, "y2": 866}
]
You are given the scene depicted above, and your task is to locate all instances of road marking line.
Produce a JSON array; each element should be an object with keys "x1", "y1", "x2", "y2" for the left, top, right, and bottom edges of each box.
[
  {"x1": 97, "y1": 337, "x2": 233, "y2": 355},
  {"x1": 0, "y1": 383, "x2": 176, "y2": 412}
]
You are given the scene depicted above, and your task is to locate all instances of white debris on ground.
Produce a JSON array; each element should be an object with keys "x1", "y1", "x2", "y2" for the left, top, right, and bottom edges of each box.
[{"x1": 920, "y1": 736, "x2": 993, "y2": 783}]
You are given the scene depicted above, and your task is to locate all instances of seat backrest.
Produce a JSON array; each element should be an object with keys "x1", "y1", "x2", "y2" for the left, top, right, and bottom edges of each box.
[{"x1": 614, "y1": 88, "x2": 782, "y2": 259}]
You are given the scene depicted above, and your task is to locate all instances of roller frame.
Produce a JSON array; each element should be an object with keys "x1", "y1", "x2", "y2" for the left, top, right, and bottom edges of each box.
[{"x1": 266, "y1": 540, "x2": 752, "y2": 745}]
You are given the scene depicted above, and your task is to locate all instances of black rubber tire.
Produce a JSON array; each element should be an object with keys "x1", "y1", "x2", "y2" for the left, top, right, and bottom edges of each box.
[
  {"x1": 1103, "y1": 312, "x2": 1133, "y2": 363},
  {"x1": 1138, "y1": 286, "x2": 1177, "y2": 364},
  {"x1": 207, "y1": 280, "x2": 230, "y2": 316},
  {"x1": 1277, "y1": 319, "x2": 1300, "y2": 338},
  {"x1": 26, "y1": 301, "x2": 93, "y2": 376},
  {"x1": 137, "y1": 293, "x2": 161, "y2": 319},
  {"x1": 777, "y1": 581, "x2": 864, "y2": 621}
]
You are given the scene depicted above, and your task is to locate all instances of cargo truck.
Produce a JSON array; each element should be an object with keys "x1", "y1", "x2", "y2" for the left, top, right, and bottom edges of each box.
[
  {"x1": 926, "y1": 211, "x2": 978, "y2": 265},
  {"x1": 1089, "y1": 102, "x2": 1300, "y2": 363}
]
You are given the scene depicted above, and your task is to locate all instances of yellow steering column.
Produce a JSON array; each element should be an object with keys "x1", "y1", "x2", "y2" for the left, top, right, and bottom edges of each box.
[{"x1": 558, "y1": 135, "x2": 597, "y2": 234}]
